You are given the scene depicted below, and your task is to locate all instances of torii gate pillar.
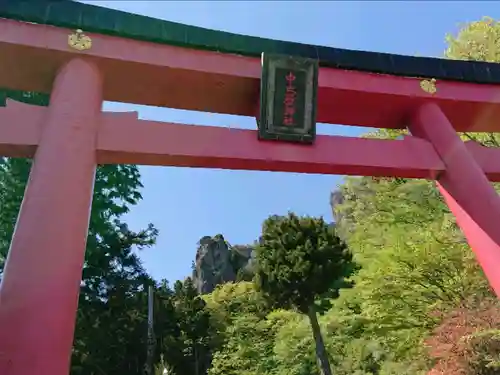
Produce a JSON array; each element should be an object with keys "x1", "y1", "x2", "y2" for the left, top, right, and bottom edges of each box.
[
  {"x1": 410, "y1": 102, "x2": 500, "y2": 296},
  {"x1": 0, "y1": 58, "x2": 101, "y2": 375}
]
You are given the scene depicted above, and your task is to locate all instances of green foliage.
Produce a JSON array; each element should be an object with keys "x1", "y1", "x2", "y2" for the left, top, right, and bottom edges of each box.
[
  {"x1": 167, "y1": 277, "x2": 214, "y2": 375},
  {"x1": 204, "y1": 282, "x2": 269, "y2": 324},
  {"x1": 72, "y1": 225, "x2": 156, "y2": 374},
  {"x1": 254, "y1": 212, "x2": 358, "y2": 375},
  {"x1": 445, "y1": 17, "x2": 500, "y2": 62},
  {"x1": 270, "y1": 310, "x2": 318, "y2": 375},
  {"x1": 209, "y1": 314, "x2": 278, "y2": 375},
  {"x1": 255, "y1": 212, "x2": 358, "y2": 314},
  {"x1": 0, "y1": 160, "x2": 145, "y2": 273},
  {"x1": 0, "y1": 158, "x2": 30, "y2": 271},
  {"x1": 464, "y1": 329, "x2": 500, "y2": 375}
]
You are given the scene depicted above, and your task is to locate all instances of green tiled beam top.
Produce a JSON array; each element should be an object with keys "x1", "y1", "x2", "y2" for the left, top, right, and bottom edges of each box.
[{"x1": 1, "y1": 0, "x2": 499, "y2": 84}]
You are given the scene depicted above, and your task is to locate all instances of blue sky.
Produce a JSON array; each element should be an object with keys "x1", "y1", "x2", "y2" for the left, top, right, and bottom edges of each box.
[{"x1": 81, "y1": 1, "x2": 499, "y2": 283}]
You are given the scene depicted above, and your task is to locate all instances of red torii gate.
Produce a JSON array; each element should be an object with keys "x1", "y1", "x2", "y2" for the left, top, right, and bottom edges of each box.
[{"x1": 2, "y1": 1, "x2": 500, "y2": 374}]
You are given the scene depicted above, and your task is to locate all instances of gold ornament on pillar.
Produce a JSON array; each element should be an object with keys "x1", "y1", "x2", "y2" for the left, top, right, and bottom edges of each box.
[
  {"x1": 420, "y1": 78, "x2": 437, "y2": 94},
  {"x1": 68, "y1": 29, "x2": 92, "y2": 51}
]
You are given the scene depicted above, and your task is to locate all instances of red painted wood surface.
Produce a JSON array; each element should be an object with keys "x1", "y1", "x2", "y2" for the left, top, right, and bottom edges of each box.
[
  {"x1": 409, "y1": 102, "x2": 500, "y2": 297},
  {"x1": 2, "y1": 18, "x2": 500, "y2": 131},
  {"x1": 96, "y1": 114, "x2": 445, "y2": 178},
  {"x1": 0, "y1": 59, "x2": 102, "y2": 375}
]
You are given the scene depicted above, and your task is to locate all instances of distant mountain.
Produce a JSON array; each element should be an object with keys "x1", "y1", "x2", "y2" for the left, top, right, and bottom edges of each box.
[{"x1": 192, "y1": 234, "x2": 254, "y2": 294}]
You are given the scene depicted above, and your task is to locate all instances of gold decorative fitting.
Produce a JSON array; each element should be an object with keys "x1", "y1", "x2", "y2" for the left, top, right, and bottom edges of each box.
[
  {"x1": 68, "y1": 29, "x2": 92, "y2": 51},
  {"x1": 420, "y1": 78, "x2": 437, "y2": 94}
]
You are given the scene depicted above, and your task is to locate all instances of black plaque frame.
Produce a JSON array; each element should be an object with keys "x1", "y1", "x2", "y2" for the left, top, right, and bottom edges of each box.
[{"x1": 258, "y1": 53, "x2": 318, "y2": 144}]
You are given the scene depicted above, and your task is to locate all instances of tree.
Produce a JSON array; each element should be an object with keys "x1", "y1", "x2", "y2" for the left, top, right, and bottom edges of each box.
[
  {"x1": 72, "y1": 224, "x2": 159, "y2": 375},
  {"x1": 326, "y1": 18, "x2": 500, "y2": 365},
  {"x1": 330, "y1": 172, "x2": 490, "y2": 372},
  {"x1": 205, "y1": 282, "x2": 277, "y2": 375},
  {"x1": 270, "y1": 310, "x2": 319, "y2": 375},
  {"x1": 254, "y1": 213, "x2": 358, "y2": 375},
  {"x1": 203, "y1": 281, "x2": 270, "y2": 329},
  {"x1": 159, "y1": 278, "x2": 214, "y2": 375},
  {"x1": 209, "y1": 313, "x2": 279, "y2": 375},
  {"x1": 0, "y1": 157, "x2": 30, "y2": 273}
]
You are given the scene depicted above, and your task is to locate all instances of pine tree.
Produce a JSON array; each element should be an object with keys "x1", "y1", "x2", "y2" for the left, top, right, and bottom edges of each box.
[{"x1": 254, "y1": 212, "x2": 358, "y2": 375}]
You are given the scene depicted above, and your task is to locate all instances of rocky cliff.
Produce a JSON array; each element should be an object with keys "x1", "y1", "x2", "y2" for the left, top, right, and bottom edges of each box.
[{"x1": 192, "y1": 234, "x2": 254, "y2": 294}]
